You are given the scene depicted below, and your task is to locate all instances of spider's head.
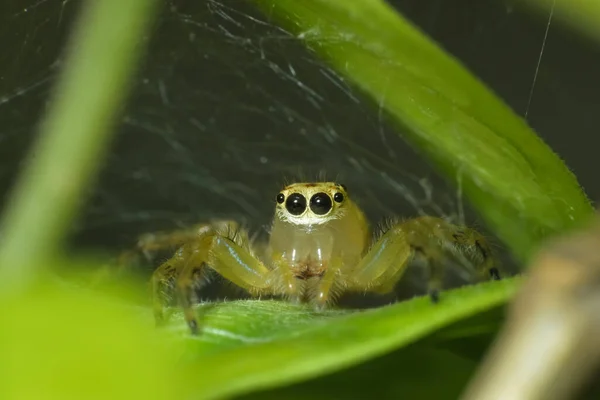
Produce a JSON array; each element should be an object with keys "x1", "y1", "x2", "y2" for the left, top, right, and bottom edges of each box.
[{"x1": 274, "y1": 182, "x2": 348, "y2": 226}]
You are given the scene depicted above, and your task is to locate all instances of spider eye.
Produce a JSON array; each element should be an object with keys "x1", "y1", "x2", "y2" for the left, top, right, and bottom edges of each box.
[
  {"x1": 310, "y1": 192, "x2": 333, "y2": 215},
  {"x1": 276, "y1": 193, "x2": 285, "y2": 204},
  {"x1": 285, "y1": 193, "x2": 307, "y2": 215},
  {"x1": 333, "y1": 192, "x2": 344, "y2": 203}
]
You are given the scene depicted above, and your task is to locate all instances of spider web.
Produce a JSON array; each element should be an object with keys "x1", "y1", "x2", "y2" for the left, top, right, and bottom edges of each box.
[
  {"x1": 0, "y1": 0, "x2": 468, "y2": 243},
  {"x1": 4, "y1": 0, "x2": 596, "y2": 298}
]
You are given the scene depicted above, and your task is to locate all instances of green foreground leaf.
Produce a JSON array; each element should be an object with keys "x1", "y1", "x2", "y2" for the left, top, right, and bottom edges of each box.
[
  {"x1": 0, "y1": 276, "x2": 519, "y2": 400},
  {"x1": 252, "y1": 0, "x2": 594, "y2": 262},
  {"x1": 0, "y1": 284, "x2": 187, "y2": 400},
  {"x1": 171, "y1": 278, "x2": 520, "y2": 398}
]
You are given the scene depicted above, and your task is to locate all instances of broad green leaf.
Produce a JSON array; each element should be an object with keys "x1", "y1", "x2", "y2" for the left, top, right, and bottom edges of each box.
[
  {"x1": 169, "y1": 278, "x2": 520, "y2": 399},
  {"x1": 0, "y1": 276, "x2": 519, "y2": 400},
  {"x1": 0, "y1": 284, "x2": 188, "y2": 400},
  {"x1": 252, "y1": 0, "x2": 594, "y2": 262}
]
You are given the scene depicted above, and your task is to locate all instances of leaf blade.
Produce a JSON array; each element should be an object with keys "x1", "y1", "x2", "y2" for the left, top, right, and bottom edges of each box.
[{"x1": 170, "y1": 278, "x2": 520, "y2": 399}]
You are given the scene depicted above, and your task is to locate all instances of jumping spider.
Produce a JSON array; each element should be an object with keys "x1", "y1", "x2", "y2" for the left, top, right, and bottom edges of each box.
[{"x1": 126, "y1": 182, "x2": 500, "y2": 334}]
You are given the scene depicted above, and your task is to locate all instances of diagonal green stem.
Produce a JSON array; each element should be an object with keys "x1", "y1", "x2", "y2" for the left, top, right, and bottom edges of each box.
[{"x1": 0, "y1": 0, "x2": 160, "y2": 295}]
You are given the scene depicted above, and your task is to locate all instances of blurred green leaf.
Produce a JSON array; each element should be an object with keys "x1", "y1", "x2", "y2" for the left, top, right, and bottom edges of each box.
[
  {"x1": 0, "y1": 275, "x2": 517, "y2": 400},
  {"x1": 0, "y1": 283, "x2": 188, "y2": 400},
  {"x1": 0, "y1": 0, "x2": 159, "y2": 294},
  {"x1": 517, "y1": 0, "x2": 600, "y2": 44},
  {"x1": 252, "y1": 0, "x2": 594, "y2": 262}
]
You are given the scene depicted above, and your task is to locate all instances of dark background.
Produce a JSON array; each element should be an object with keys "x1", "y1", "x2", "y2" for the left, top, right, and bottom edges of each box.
[{"x1": 0, "y1": 0, "x2": 598, "y2": 278}]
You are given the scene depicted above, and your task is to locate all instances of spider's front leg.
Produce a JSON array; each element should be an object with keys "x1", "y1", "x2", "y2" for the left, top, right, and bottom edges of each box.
[
  {"x1": 91, "y1": 220, "x2": 239, "y2": 288},
  {"x1": 346, "y1": 216, "x2": 499, "y2": 301},
  {"x1": 119, "y1": 220, "x2": 238, "y2": 267},
  {"x1": 152, "y1": 223, "x2": 276, "y2": 334}
]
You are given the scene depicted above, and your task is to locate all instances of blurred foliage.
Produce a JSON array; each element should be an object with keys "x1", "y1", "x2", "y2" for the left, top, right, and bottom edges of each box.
[
  {"x1": 0, "y1": 279, "x2": 189, "y2": 400},
  {"x1": 0, "y1": 0, "x2": 160, "y2": 293},
  {"x1": 517, "y1": 0, "x2": 600, "y2": 44},
  {"x1": 242, "y1": 345, "x2": 479, "y2": 399},
  {"x1": 0, "y1": 0, "x2": 597, "y2": 399},
  {"x1": 0, "y1": 270, "x2": 518, "y2": 400},
  {"x1": 170, "y1": 279, "x2": 519, "y2": 399}
]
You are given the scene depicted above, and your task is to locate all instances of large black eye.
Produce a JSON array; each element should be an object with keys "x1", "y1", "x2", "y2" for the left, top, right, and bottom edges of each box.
[
  {"x1": 276, "y1": 193, "x2": 285, "y2": 204},
  {"x1": 285, "y1": 193, "x2": 307, "y2": 215},
  {"x1": 310, "y1": 192, "x2": 333, "y2": 215}
]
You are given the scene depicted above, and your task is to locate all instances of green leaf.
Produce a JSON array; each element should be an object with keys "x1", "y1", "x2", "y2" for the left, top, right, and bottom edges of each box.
[
  {"x1": 168, "y1": 278, "x2": 520, "y2": 399},
  {"x1": 0, "y1": 277, "x2": 518, "y2": 399},
  {"x1": 0, "y1": 284, "x2": 189, "y2": 400},
  {"x1": 0, "y1": 279, "x2": 519, "y2": 399},
  {"x1": 252, "y1": 0, "x2": 594, "y2": 262}
]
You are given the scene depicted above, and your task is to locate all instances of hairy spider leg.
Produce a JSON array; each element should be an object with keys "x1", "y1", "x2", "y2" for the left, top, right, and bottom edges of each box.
[
  {"x1": 311, "y1": 256, "x2": 345, "y2": 309},
  {"x1": 132, "y1": 220, "x2": 238, "y2": 260},
  {"x1": 346, "y1": 216, "x2": 499, "y2": 300},
  {"x1": 95, "y1": 221, "x2": 240, "y2": 286},
  {"x1": 152, "y1": 224, "x2": 276, "y2": 334},
  {"x1": 449, "y1": 225, "x2": 500, "y2": 281},
  {"x1": 148, "y1": 221, "x2": 239, "y2": 324}
]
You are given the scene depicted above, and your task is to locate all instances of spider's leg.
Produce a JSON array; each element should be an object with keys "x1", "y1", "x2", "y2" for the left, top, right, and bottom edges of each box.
[
  {"x1": 151, "y1": 249, "x2": 185, "y2": 325},
  {"x1": 345, "y1": 221, "x2": 419, "y2": 295},
  {"x1": 346, "y1": 216, "x2": 497, "y2": 301},
  {"x1": 450, "y1": 225, "x2": 501, "y2": 281},
  {"x1": 311, "y1": 257, "x2": 344, "y2": 310},
  {"x1": 161, "y1": 228, "x2": 274, "y2": 335},
  {"x1": 136, "y1": 221, "x2": 236, "y2": 254},
  {"x1": 123, "y1": 220, "x2": 237, "y2": 267},
  {"x1": 269, "y1": 253, "x2": 302, "y2": 303},
  {"x1": 92, "y1": 221, "x2": 238, "y2": 287}
]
